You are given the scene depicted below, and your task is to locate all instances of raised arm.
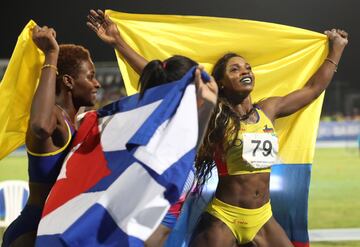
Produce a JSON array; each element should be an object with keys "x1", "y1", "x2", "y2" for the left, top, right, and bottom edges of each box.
[
  {"x1": 194, "y1": 66, "x2": 218, "y2": 149},
  {"x1": 29, "y1": 26, "x2": 59, "y2": 140},
  {"x1": 260, "y1": 29, "x2": 348, "y2": 121},
  {"x1": 87, "y1": 9, "x2": 148, "y2": 75}
]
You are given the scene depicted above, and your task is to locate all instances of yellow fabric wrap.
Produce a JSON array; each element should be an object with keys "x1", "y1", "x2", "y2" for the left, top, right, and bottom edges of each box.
[
  {"x1": 107, "y1": 10, "x2": 328, "y2": 164},
  {"x1": 0, "y1": 20, "x2": 44, "y2": 160}
]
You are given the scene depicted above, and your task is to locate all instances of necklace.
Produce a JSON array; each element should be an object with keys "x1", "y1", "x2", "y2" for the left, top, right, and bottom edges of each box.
[{"x1": 55, "y1": 104, "x2": 74, "y2": 125}]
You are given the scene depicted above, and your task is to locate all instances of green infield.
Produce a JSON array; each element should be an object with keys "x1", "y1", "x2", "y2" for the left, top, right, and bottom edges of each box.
[
  {"x1": 0, "y1": 147, "x2": 359, "y2": 246},
  {"x1": 0, "y1": 155, "x2": 28, "y2": 181},
  {"x1": 309, "y1": 148, "x2": 360, "y2": 229}
]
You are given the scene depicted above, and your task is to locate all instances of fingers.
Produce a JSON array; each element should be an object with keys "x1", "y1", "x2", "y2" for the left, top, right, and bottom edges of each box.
[
  {"x1": 97, "y1": 9, "x2": 105, "y2": 18},
  {"x1": 32, "y1": 25, "x2": 55, "y2": 37},
  {"x1": 194, "y1": 66, "x2": 218, "y2": 95},
  {"x1": 88, "y1": 9, "x2": 106, "y2": 28},
  {"x1": 104, "y1": 13, "x2": 112, "y2": 25},
  {"x1": 208, "y1": 76, "x2": 219, "y2": 94},
  {"x1": 32, "y1": 25, "x2": 40, "y2": 34},
  {"x1": 209, "y1": 76, "x2": 217, "y2": 86},
  {"x1": 33, "y1": 25, "x2": 44, "y2": 34},
  {"x1": 194, "y1": 67, "x2": 202, "y2": 89},
  {"x1": 96, "y1": 9, "x2": 113, "y2": 26},
  {"x1": 194, "y1": 65, "x2": 209, "y2": 87},
  {"x1": 324, "y1": 29, "x2": 337, "y2": 34},
  {"x1": 86, "y1": 10, "x2": 99, "y2": 32},
  {"x1": 87, "y1": 11, "x2": 100, "y2": 28},
  {"x1": 31, "y1": 25, "x2": 59, "y2": 53},
  {"x1": 49, "y1": 28, "x2": 56, "y2": 38},
  {"x1": 86, "y1": 21, "x2": 98, "y2": 33},
  {"x1": 324, "y1": 29, "x2": 336, "y2": 38},
  {"x1": 325, "y1": 28, "x2": 349, "y2": 39},
  {"x1": 199, "y1": 65, "x2": 215, "y2": 83},
  {"x1": 337, "y1": 29, "x2": 348, "y2": 39},
  {"x1": 90, "y1": 9, "x2": 101, "y2": 19}
]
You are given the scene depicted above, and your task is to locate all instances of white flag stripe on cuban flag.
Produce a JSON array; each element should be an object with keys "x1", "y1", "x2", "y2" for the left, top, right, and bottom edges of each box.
[
  {"x1": 36, "y1": 67, "x2": 204, "y2": 247},
  {"x1": 37, "y1": 191, "x2": 102, "y2": 235},
  {"x1": 100, "y1": 100, "x2": 162, "y2": 152},
  {"x1": 132, "y1": 84, "x2": 198, "y2": 174},
  {"x1": 97, "y1": 162, "x2": 169, "y2": 240}
]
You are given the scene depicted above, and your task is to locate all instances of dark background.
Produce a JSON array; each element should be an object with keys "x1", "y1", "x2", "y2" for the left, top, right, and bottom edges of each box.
[{"x1": 2, "y1": 0, "x2": 359, "y2": 115}]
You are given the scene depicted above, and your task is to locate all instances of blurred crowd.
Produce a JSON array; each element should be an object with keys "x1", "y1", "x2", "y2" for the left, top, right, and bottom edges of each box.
[{"x1": 1, "y1": 61, "x2": 359, "y2": 121}]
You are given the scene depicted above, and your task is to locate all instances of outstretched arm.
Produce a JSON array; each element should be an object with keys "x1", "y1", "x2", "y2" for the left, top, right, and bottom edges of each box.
[
  {"x1": 260, "y1": 29, "x2": 348, "y2": 121},
  {"x1": 29, "y1": 26, "x2": 59, "y2": 139},
  {"x1": 87, "y1": 9, "x2": 148, "y2": 75}
]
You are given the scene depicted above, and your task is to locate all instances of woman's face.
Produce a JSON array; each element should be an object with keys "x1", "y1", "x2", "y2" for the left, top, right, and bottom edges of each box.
[
  {"x1": 72, "y1": 58, "x2": 101, "y2": 107},
  {"x1": 221, "y1": 56, "x2": 255, "y2": 96}
]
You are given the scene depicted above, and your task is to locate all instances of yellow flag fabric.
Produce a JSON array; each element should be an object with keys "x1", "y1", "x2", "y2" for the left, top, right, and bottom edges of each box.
[
  {"x1": 107, "y1": 10, "x2": 328, "y2": 165},
  {"x1": 0, "y1": 20, "x2": 44, "y2": 160}
]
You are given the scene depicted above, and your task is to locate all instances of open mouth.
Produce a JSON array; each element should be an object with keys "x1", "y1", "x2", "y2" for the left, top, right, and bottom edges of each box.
[{"x1": 240, "y1": 76, "x2": 252, "y2": 84}]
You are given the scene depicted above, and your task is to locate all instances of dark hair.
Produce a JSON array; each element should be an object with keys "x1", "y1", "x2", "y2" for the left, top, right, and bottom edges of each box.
[
  {"x1": 138, "y1": 55, "x2": 198, "y2": 97},
  {"x1": 211, "y1": 52, "x2": 242, "y2": 82},
  {"x1": 56, "y1": 44, "x2": 91, "y2": 94},
  {"x1": 195, "y1": 52, "x2": 247, "y2": 188}
]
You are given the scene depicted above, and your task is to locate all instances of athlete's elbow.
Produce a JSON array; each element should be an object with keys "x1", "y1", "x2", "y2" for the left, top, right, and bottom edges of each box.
[{"x1": 29, "y1": 120, "x2": 54, "y2": 139}]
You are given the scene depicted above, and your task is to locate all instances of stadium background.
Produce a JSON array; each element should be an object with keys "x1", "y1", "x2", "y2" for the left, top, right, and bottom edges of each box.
[{"x1": 1, "y1": 1, "x2": 359, "y2": 246}]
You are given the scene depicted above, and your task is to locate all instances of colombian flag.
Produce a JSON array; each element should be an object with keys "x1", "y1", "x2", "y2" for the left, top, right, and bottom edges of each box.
[
  {"x1": 0, "y1": 20, "x2": 44, "y2": 160},
  {"x1": 108, "y1": 10, "x2": 328, "y2": 247}
]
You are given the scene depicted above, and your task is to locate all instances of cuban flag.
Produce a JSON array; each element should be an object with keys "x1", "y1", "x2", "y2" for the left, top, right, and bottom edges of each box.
[{"x1": 35, "y1": 68, "x2": 203, "y2": 247}]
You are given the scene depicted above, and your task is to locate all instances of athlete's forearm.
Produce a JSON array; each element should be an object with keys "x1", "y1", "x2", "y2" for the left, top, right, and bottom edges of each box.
[{"x1": 113, "y1": 38, "x2": 148, "y2": 75}]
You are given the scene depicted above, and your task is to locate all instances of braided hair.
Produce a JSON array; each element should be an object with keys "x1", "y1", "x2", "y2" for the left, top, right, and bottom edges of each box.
[{"x1": 195, "y1": 52, "x2": 250, "y2": 188}]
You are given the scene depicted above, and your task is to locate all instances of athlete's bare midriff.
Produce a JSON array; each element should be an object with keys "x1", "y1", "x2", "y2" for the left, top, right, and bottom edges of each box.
[{"x1": 215, "y1": 172, "x2": 270, "y2": 209}]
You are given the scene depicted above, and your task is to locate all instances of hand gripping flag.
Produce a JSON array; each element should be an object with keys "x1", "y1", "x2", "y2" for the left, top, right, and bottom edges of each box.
[
  {"x1": 107, "y1": 11, "x2": 328, "y2": 247},
  {"x1": 0, "y1": 20, "x2": 44, "y2": 159},
  {"x1": 36, "y1": 68, "x2": 203, "y2": 247}
]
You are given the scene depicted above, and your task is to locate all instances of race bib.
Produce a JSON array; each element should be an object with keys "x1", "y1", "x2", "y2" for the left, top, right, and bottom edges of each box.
[{"x1": 242, "y1": 133, "x2": 278, "y2": 168}]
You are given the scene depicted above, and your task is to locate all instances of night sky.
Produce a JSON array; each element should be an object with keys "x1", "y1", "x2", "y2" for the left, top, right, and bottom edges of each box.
[{"x1": 2, "y1": 0, "x2": 358, "y2": 114}]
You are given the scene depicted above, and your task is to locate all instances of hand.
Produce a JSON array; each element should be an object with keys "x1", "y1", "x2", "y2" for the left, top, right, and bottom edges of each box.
[
  {"x1": 32, "y1": 26, "x2": 59, "y2": 55},
  {"x1": 87, "y1": 9, "x2": 122, "y2": 47},
  {"x1": 194, "y1": 66, "x2": 218, "y2": 108},
  {"x1": 325, "y1": 29, "x2": 348, "y2": 52}
]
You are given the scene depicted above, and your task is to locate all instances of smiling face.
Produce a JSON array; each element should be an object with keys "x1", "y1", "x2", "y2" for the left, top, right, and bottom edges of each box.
[
  {"x1": 71, "y1": 58, "x2": 100, "y2": 108},
  {"x1": 221, "y1": 56, "x2": 255, "y2": 96},
  {"x1": 57, "y1": 44, "x2": 101, "y2": 108}
]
